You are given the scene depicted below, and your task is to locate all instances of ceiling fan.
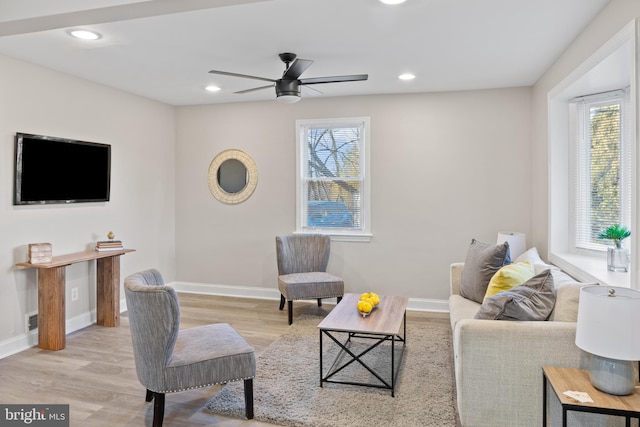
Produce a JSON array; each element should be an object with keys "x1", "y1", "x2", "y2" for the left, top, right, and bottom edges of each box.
[{"x1": 208, "y1": 53, "x2": 368, "y2": 103}]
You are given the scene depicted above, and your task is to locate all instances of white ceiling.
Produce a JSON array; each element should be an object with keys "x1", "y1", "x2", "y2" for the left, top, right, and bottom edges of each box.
[{"x1": 0, "y1": 0, "x2": 611, "y2": 106}]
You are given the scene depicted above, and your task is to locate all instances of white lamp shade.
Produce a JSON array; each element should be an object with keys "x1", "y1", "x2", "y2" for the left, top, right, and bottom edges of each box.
[
  {"x1": 575, "y1": 286, "x2": 640, "y2": 361},
  {"x1": 496, "y1": 231, "x2": 526, "y2": 260}
]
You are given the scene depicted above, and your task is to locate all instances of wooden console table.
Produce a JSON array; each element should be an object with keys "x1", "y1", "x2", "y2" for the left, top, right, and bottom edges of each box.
[{"x1": 16, "y1": 248, "x2": 135, "y2": 351}]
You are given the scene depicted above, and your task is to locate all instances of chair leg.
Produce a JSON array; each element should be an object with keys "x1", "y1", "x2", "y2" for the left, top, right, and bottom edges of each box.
[
  {"x1": 244, "y1": 378, "x2": 254, "y2": 419},
  {"x1": 152, "y1": 392, "x2": 165, "y2": 427},
  {"x1": 279, "y1": 294, "x2": 286, "y2": 310},
  {"x1": 317, "y1": 298, "x2": 322, "y2": 307},
  {"x1": 145, "y1": 389, "x2": 153, "y2": 402},
  {"x1": 288, "y1": 300, "x2": 293, "y2": 325}
]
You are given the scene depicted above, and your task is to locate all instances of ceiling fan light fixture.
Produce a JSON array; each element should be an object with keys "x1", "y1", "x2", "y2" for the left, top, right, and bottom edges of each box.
[
  {"x1": 275, "y1": 79, "x2": 301, "y2": 103},
  {"x1": 276, "y1": 94, "x2": 301, "y2": 103}
]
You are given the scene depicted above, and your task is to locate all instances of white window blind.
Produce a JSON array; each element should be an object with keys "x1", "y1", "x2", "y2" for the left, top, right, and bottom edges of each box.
[
  {"x1": 296, "y1": 118, "x2": 371, "y2": 239},
  {"x1": 571, "y1": 90, "x2": 631, "y2": 251}
]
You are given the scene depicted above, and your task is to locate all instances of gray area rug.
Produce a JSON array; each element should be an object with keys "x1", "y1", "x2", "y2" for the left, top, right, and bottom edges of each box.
[{"x1": 204, "y1": 316, "x2": 457, "y2": 426}]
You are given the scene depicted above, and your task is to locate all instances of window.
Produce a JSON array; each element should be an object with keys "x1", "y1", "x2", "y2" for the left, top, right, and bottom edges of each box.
[
  {"x1": 296, "y1": 118, "x2": 371, "y2": 240},
  {"x1": 571, "y1": 90, "x2": 631, "y2": 252},
  {"x1": 548, "y1": 20, "x2": 636, "y2": 288}
]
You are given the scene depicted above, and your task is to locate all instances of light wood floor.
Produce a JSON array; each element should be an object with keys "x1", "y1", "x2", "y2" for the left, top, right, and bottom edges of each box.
[{"x1": 0, "y1": 294, "x2": 448, "y2": 427}]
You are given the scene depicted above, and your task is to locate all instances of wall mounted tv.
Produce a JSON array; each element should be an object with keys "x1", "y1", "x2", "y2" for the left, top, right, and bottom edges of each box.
[{"x1": 14, "y1": 133, "x2": 111, "y2": 205}]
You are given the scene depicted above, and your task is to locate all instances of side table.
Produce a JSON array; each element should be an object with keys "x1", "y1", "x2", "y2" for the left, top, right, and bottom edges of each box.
[{"x1": 542, "y1": 366, "x2": 640, "y2": 427}]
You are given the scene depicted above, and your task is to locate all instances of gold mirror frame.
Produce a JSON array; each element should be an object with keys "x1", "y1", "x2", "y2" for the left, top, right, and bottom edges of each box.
[{"x1": 208, "y1": 149, "x2": 258, "y2": 204}]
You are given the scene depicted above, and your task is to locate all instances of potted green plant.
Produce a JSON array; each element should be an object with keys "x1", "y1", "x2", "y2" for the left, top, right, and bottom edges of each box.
[{"x1": 598, "y1": 224, "x2": 631, "y2": 272}]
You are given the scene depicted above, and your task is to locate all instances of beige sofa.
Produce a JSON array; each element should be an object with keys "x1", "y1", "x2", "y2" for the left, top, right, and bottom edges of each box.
[{"x1": 448, "y1": 261, "x2": 618, "y2": 427}]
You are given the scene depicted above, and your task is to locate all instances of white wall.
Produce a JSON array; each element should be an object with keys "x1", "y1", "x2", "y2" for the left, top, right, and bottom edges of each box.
[
  {"x1": 0, "y1": 54, "x2": 176, "y2": 350},
  {"x1": 175, "y1": 88, "x2": 532, "y2": 302},
  {"x1": 531, "y1": 0, "x2": 640, "y2": 257},
  {"x1": 0, "y1": 34, "x2": 536, "y2": 353}
]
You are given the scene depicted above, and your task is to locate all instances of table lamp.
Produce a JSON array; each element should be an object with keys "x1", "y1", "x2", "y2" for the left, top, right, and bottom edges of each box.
[
  {"x1": 575, "y1": 285, "x2": 640, "y2": 395},
  {"x1": 496, "y1": 231, "x2": 526, "y2": 260}
]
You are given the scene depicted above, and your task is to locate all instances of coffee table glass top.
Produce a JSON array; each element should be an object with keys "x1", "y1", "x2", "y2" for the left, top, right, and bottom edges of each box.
[{"x1": 317, "y1": 293, "x2": 408, "y2": 335}]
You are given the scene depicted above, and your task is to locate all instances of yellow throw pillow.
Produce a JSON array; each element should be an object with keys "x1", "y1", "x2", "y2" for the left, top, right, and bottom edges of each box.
[{"x1": 483, "y1": 261, "x2": 535, "y2": 302}]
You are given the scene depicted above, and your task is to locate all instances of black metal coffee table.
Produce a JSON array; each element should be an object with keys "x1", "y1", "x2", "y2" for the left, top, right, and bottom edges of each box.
[{"x1": 317, "y1": 293, "x2": 408, "y2": 396}]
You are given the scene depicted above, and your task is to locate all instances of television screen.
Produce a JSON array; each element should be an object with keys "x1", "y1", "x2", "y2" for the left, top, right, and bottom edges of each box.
[{"x1": 14, "y1": 133, "x2": 111, "y2": 205}]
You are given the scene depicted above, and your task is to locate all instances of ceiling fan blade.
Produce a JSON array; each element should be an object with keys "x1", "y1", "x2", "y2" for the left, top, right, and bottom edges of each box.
[
  {"x1": 208, "y1": 69, "x2": 276, "y2": 84},
  {"x1": 301, "y1": 85, "x2": 322, "y2": 95},
  {"x1": 234, "y1": 84, "x2": 274, "y2": 94},
  {"x1": 282, "y1": 58, "x2": 313, "y2": 80},
  {"x1": 300, "y1": 74, "x2": 369, "y2": 85}
]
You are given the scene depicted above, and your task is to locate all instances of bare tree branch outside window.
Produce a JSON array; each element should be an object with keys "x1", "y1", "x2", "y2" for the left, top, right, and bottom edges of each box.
[{"x1": 305, "y1": 125, "x2": 363, "y2": 229}]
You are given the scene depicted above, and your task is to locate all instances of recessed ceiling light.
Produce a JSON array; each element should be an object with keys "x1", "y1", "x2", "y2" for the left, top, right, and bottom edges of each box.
[
  {"x1": 68, "y1": 30, "x2": 101, "y2": 40},
  {"x1": 205, "y1": 85, "x2": 221, "y2": 92},
  {"x1": 379, "y1": 0, "x2": 407, "y2": 4},
  {"x1": 399, "y1": 73, "x2": 416, "y2": 80}
]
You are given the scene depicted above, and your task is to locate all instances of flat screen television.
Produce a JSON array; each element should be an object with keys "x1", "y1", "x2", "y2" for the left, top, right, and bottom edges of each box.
[{"x1": 14, "y1": 133, "x2": 111, "y2": 205}]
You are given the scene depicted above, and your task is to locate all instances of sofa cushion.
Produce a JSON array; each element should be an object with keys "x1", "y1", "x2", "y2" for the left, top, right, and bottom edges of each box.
[
  {"x1": 474, "y1": 270, "x2": 556, "y2": 321},
  {"x1": 448, "y1": 294, "x2": 481, "y2": 330},
  {"x1": 483, "y1": 261, "x2": 535, "y2": 302},
  {"x1": 546, "y1": 269, "x2": 594, "y2": 322},
  {"x1": 460, "y1": 239, "x2": 511, "y2": 304}
]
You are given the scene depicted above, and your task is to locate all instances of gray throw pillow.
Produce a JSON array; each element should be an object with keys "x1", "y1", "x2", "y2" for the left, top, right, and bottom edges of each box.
[
  {"x1": 460, "y1": 239, "x2": 511, "y2": 304},
  {"x1": 474, "y1": 269, "x2": 556, "y2": 321}
]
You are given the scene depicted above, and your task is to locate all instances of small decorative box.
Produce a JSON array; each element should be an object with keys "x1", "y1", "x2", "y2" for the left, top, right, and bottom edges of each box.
[{"x1": 29, "y1": 242, "x2": 53, "y2": 264}]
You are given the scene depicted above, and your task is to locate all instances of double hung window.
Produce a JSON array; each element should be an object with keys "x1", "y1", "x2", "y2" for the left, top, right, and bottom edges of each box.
[
  {"x1": 571, "y1": 90, "x2": 631, "y2": 252},
  {"x1": 296, "y1": 118, "x2": 371, "y2": 240}
]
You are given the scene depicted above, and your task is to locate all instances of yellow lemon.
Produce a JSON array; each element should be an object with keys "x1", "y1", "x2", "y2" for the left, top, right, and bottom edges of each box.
[
  {"x1": 357, "y1": 300, "x2": 372, "y2": 313},
  {"x1": 360, "y1": 292, "x2": 371, "y2": 301},
  {"x1": 369, "y1": 293, "x2": 380, "y2": 306}
]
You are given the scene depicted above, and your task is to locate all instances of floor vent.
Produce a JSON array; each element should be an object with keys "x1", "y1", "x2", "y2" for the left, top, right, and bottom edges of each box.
[{"x1": 26, "y1": 312, "x2": 38, "y2": 332}]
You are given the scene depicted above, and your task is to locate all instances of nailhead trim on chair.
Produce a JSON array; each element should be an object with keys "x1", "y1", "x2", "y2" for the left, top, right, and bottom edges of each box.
[
  {"x1": 152, "y1": 375, "x2": 256, "y2": 394},
  {"x1": 288, "y1": 293, "x2": 343, "y2": 301}
]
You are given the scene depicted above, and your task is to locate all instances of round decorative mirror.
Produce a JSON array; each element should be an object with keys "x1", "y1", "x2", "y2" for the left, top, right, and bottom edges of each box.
[
  {"x1": 217, "y1": 159, "x2": 247, "y2": 193},
  {"x1": 208, "y1": 149, "x2": 258, "y2": 204}
]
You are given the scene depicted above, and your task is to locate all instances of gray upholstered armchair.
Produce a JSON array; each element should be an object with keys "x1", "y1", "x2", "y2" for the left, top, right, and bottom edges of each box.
[
  {"x1": 276, "y1": 234, "x2": 344, "y2": 324},
  {"x1": 124, "y1": 269, "x2": 255, "y2": 427}
]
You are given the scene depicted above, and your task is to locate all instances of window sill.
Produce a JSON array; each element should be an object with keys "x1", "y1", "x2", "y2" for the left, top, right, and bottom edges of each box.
[
  {"x1": 548, "y1": 251, "x2": 630, "y2": 288},
  {"x1": 294, "y1": 230, "x2": 372, "y2": 242}
]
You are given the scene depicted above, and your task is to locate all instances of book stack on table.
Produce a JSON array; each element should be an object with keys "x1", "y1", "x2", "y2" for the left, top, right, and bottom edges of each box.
[{"x1": 96, "y1": 240, "x2": 124, "y2": 251}]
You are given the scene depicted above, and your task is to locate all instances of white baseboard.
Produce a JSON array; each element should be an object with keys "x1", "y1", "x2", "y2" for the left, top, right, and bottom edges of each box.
[
  {"x1": 0, "y1": 282, "x2": 448, "y2": 359},
  {"x1": 170, "y1": 281, "x2": 450, "y2": 312},
  {"x1": 0, "y1": 300, "x2": 128, "y2": 360},
  {"x1": 0, "y1": 331, "x2": 38, "y2": 360},
  {"x1": 170, "y1": 281, "x2": 283, "y2": 300}
]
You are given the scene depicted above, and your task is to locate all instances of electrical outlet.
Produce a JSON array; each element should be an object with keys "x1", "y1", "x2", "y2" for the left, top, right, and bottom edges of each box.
[{"x1": 71, "y1": 287, "x2": 78, "y2": 301}]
